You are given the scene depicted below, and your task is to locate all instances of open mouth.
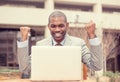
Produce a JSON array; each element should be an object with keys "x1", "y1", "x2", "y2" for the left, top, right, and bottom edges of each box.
[
  {"x1": 54, "y1": 33, "x2": 62, "y2": 38},
  {"x1": 53, "y1": 33, "x2": 63, "y2": 40}
]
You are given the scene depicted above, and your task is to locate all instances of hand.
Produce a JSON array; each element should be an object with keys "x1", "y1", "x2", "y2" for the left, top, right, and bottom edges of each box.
[
  {"x1": 85, "y1": 20, "x2": 96, "y2": 39},
  {"x1": 20, "y1": 27, "x2": 31, "y2": 41}
]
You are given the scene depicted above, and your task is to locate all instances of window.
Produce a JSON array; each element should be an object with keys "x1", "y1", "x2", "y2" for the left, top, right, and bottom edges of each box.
[
  {"x1": 0, "y1": 53, "x2": 7, "y2": 66},
  {"x1": 0, "y1": 29, "x2": 17, "y2": 67},
  {"x1": 102, "y1": 6, "x2": 120, "y2": 14},
  {"x1": 0, "y1": 0, "x2": 44, "y2": 8},
  {"x1": 55, "y1": 3, "x2": 93, "y2": 12}
]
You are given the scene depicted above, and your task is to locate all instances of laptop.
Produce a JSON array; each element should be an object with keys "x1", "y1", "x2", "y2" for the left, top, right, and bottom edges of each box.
[{"x1": 31, "y1": 46, "x2": 82, "y2": 81}]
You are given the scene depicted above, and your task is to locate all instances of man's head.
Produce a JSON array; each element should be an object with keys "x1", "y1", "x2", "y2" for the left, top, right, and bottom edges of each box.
[{"x1": 48, "y1": 11, "x2": 69, "y2": 43}]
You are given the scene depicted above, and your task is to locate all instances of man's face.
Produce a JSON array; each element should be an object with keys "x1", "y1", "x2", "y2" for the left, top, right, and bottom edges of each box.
[{"x1": 48, "y1": 17, "x2": 69, "y2": 43}]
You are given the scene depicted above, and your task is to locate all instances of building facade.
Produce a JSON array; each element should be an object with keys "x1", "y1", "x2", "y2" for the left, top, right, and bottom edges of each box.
[{"x1": 0, "y1": 0, "x2": 120, "y2": 75}]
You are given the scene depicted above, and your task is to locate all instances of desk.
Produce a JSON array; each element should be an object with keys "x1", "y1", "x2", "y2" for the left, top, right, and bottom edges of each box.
[
  {"x1": 0, "y1": 79, "x2": 30, "y2": 82},
  {"x1": 0, "y1": 69, "x2": 96, "y2": 82},
  {"x1": 0, "y1": 79, "x2": 97, "y2": 82}
]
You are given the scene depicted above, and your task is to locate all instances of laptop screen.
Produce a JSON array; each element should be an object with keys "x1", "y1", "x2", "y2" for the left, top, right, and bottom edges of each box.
[{"x1": 31, "y1": 46, "x2": 82, "y2": 81}]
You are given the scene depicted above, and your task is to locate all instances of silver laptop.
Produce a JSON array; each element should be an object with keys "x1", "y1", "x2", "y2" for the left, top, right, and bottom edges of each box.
[{"x1": 31, "y1": 46, "x2": 82, "y2": 81}]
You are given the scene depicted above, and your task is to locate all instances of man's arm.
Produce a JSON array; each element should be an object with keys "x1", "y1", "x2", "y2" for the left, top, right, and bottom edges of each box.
[
  {"x1": 81, "y1": 37, "x2": 102, "y2": 71},
  {"x1": 82, "y1": 21, "x2": 102, "y2": 71},
  {"x1": 17, "y1": 41, "x2": 31, "y2": 75},
  {"x1": 17, "y1": 27, "x2": 31, "y2": 77},
  {"x1": 89, "y1": 42, "x2": 102, "y2": 71}
]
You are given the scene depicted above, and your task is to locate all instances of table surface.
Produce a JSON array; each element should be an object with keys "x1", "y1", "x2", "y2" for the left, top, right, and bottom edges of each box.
[
  {"x1": 0, "y1": 79, "x2": 97, "y2": 82},
  {"x1": 0, "y1": 72, "x2": 97, "y2": 82}
]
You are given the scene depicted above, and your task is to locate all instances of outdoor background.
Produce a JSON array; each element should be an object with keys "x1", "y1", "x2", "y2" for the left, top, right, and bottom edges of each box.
[{"x1": 0, "y1": 0, "x2": 120, "y2": 81}]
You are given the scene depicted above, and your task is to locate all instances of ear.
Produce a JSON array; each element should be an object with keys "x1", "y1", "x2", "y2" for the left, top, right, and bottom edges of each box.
[{"x1": 48, "y1": 24, "x2": 50, "y2": 29}]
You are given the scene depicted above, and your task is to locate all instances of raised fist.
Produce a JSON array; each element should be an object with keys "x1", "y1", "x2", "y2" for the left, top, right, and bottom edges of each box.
[
  {"x1": 85, "y1": 21, "x2": 96, "y2": 39},
  {"x1": 20, "y1": 27, "x2": 31, "y2": 41}
]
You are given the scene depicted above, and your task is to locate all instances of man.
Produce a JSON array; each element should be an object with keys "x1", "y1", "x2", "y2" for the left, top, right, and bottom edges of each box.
[{"x1": 17, "y1": 11, "x2": 102, "y2": 78}]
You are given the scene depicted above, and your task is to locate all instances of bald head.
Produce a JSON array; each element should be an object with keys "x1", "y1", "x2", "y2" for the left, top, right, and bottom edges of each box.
[{"x1": 48, "y1": 11, "x2": 67, "y2": 23}]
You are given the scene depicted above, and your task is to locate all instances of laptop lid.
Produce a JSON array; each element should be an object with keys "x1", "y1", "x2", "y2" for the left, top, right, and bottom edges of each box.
[{"x1": 31, "y1": 46, "x2": 82, "y2": 81}]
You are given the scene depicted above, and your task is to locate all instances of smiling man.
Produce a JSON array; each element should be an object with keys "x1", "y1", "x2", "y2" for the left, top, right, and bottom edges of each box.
[
  {"x1": 48, "y1": 12, "x2": 68, "y2": 45},
  {"x1": 17, "y1": 11, "x2": 102, "y2": 78}
]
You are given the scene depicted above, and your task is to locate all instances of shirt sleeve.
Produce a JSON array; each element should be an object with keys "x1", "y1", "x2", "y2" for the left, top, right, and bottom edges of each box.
[
  {"x1": 89, "y1": 37, "x2": 100, "y2": 46},
  {"x1": 17, "y1": 40, "x2": 28, "y2": 48}
]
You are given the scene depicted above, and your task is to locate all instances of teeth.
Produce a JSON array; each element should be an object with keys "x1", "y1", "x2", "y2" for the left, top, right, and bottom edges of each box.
[{"x1": 55, "y1": 33, "x2": 61, "y2": 37}]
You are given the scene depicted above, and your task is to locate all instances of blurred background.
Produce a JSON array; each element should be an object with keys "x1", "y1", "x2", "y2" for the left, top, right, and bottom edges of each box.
[{"x1": 0, "y1": 0, "x2": 120, "y2": 78}]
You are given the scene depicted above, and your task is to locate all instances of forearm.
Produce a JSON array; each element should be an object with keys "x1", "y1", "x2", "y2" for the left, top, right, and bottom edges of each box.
[
  {"x1": 89, "y1": 37, "x2": 102, "y2": 70},
  {"x1": 17, "y1": 40, "x2": 31, "y2": 74},
  {"x1": 82, "y1": 45, "x2": 102, "y2": 71},
  {"x1": 89, "y1": 45, "x2": 102, "y2": 71},
  {"x1": 82, "y1": 37, "x2": 102, "y2": 71}
]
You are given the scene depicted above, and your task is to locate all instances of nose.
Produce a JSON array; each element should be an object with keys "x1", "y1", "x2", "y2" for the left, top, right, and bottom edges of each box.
[{"x1": 55, "y1": 27, "x2": 61, "y2": 32}]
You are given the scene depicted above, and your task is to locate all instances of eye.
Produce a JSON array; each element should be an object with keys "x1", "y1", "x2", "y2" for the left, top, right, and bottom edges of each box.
[
  {"x1": 58, "y1": 24, "x2": 65, "y2": 28},
  {"x1": 50, "y1": 24, "x2": 56, "y2": 28}
]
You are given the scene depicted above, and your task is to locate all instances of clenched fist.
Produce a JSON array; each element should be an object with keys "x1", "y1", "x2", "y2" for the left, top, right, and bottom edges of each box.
[
  {"x1": 85, "y1": 21, "x2": 96, "y2": 39},
  {"x1": 20, "y1": 27, "x2": 31, "y2": 41}
]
